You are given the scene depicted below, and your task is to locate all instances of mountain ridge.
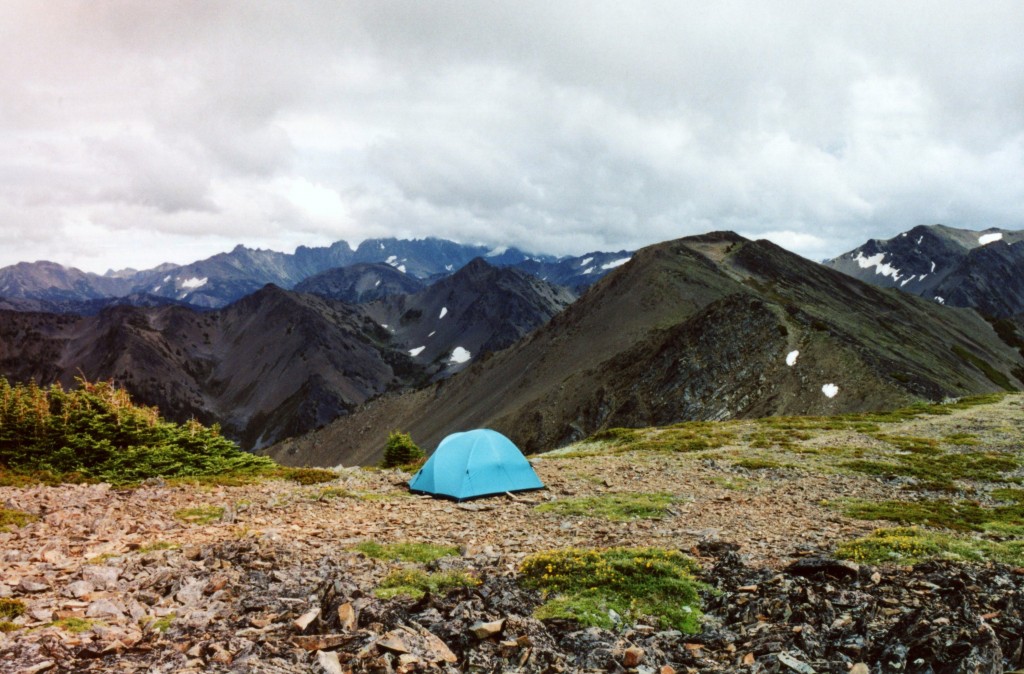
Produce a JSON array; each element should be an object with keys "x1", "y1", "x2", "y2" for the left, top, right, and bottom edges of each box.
[
  {"x1": 0, "y1": 237, "x2": 627, "y2": 310},
  {"x1": 824, "y1": 224, "x2": 1024, "y2": 317},
  {"x1": 267, "y1": 231, "x2": 1023, "y2": 466}
]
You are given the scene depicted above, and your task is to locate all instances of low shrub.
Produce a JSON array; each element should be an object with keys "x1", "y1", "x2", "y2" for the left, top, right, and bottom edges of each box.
[
  {"x1": 0, "y1": 377, "x2": 274, "y2": 484},
  {"x1": 381, "y1": 431, "x2": 424, "y2": 469}
]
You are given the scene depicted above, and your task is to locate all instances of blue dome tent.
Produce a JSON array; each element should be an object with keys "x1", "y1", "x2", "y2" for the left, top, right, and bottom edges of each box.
[{"x1": 408, "y1": 429, "x2": 544, "y2": 501}]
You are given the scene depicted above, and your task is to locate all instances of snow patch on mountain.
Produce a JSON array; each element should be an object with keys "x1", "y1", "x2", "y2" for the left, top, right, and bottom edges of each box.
[
  {"x1": 580, "y1": 257, "x2": 594, "y2": 267},
  {"x1": 180, "y1": 277, "x2": 208, "y2": 289},
  {"x1": 449, "y1": 347, "x2": 471, "y2": 364},
  {"x1": 854, "y1": 251, "x2": 901, "y2": 280},
  {"x1": 409, "y1": 346, "x2": 425, "y2": 357},
  {"x1": 979, "y1": 232, "x2": 1004, "y2": 245},
  {"x1": 486, "y1": 247, "x2": 508, "y2": 258},
  {"x1": 602, "y1": 257, "x2": 631, "y2": 270},
  {"x1": 439, "y1": 307, "x2": 448, "y2": 319},
  {"x1": 786, "y1": 350, "x2": 799, "y2": 366},
  {"x1": 821, "y1": 383, "x2": 839, "y2": 398}
]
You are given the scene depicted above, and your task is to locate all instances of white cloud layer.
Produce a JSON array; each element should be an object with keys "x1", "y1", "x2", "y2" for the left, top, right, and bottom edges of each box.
[{"x1": 1, "y1": 1, "x2": 1022, "y2": 272}]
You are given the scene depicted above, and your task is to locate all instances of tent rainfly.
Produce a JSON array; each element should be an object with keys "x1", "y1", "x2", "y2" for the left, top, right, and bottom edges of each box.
[{"x1": 408, "y1": 429, "x2": 544, "y2": 501}]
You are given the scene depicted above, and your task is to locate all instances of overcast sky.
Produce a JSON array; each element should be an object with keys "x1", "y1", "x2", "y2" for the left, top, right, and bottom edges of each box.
[{"x1": 2, "y1": 1, "x2": 1022, "y2": 273}]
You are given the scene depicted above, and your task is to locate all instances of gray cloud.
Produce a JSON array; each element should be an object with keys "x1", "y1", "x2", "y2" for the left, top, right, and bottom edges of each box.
[{"x1": 0, "y1": 1, "x2": 1022, "y2": 272}]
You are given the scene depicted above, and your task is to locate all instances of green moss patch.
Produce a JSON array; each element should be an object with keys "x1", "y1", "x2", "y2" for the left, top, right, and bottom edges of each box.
[
  {"x1": 747, "y1": 428, "x2": 813, "y2": 449},
  {"x1": 0, "y1": 507, "x2": 38, "y2": 532},
  {"x1": 839, "y1": 497, "x2": 1024, "y2": 532},
  {"x1": 535, "y1": 492, "x2": 677, "y2": 521},
  {"x1": 353, "y1": 541, "x2": 460, "y2": 563},
  {"x1": 375, "y1": 568, "x2": 479, "y2": 600},
  {"x1": 837, "y1": 527, "x2": 1024, "y2": 566},
  {"x1": 519, "y1": 547, "x2": 704, "y2": 632},
  {"x1": 314, "y1": 487, "x2": 392, "y2": 502},
  {"x1": 140, "y1": 613, "x2": 176, "y2": 633},
  {"x1": 0, "y1": 598, "x2": 26, "y2": 620},
  {"x1": 136, "y1": 541, "x2": 178, "y2": 554},
  {"x1": 173, "y1": 505, "x2": 225, "y2": 525},
  {"x1": 50, "y1": 617, "x2": 97, "y2": 633},
  {"x1": 840, "y1": 447, "x2": 1019, "y2": 491},
  {"x1": 582, "y1": 423, "x2": 735, "y2": 455},
  {"x1": 732, "y1": 458, "x2": 784, "y2": 470}
]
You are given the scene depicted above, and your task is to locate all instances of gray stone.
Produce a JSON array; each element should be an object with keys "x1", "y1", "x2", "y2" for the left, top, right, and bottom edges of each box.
[
  {"x1": 83, "y1": 565, "x2": 121, "y2": 590},
  {"x1": 293, "y1": 607, "x2": 320, "y2": 632},
  {"x1": 67, "y1": 580, "x2": 94, "y2": 599},
  {"x1": 87, "y1": 598, "x2": 126, "y2": 620},
  {"x1": 29, "y1": 606, "x2": 54, "y2": 622},
  {"x1": 316, "y1": 650, "x2": 345, "y2": 674},
  {"x1": 18, "y1": 578, "x2": 49, "y2": 593},
  {"x1": 470, "y1": 618, "x2": 505, "y2": 639},
  {"x1": 174, "y1": 579, "x2": 205, "y2": 607}
]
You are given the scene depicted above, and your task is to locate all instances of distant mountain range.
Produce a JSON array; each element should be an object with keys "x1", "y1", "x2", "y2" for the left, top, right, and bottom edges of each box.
[
  {"x1": 6, "y1": 227, "x2": 1024, "y2": 465},
  {"x1": 824, "y1": 224, "x2": 1024, "y2": 318},
  {"x1": 267, "y1": 231, "x2": 1024, "y2": 467},
  {"x1": 0, "y1": 258, "x2": 575, "y2": 450},
  {"x1": 0, "y1": 237, "x2": 631, "y2": 311}
]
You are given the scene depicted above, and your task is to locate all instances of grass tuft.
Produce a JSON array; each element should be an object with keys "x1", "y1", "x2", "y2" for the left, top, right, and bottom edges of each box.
[
  {"x1": 0, "y1": 507, "x2": 38, "y2": 532},
  {"x1": 136, "y1": 541, "x2": 179, "y2": 554},
  {"x1": 837, "y1": 526, "x2": 1024, "y2": 566},
  {"x1": 0, "y1": 598, "x2": 26, "y2": 620},
  {"x1": 353, "y1": 541, "x2": 460, "y2": 563},
  {"x1": 535, "y1": 492, "x2": 677, "y2": 520},
  {"x1": 840, "y1": 447, "x2": 1019, "y2": 491},
  {"x1": 838, "y1": 497, "x2": 1024, "y2": 532},
  {"x1": 375, "y1": 568, "x2": 479, "y2": 600},
  {"x1": 519, "y1": 547, "x2": 704, "y2": 632},
  {"x1": 50, "y1": 617, "x2": 96, "y2": 633},
  {"x1": 173, "y1": 505, "x2": 225, "y2": 525},
  {"x1": 732, "y1": 458, "x2": 784, "y2": 470}
]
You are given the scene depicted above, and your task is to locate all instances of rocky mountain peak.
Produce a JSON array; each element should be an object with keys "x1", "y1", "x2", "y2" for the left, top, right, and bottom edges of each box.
[{"x1": 825, "y1": 224, "x2": 1024, "y2": 317}]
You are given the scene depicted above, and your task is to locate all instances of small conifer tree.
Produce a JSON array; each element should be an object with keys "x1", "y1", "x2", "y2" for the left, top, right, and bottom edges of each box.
[{"x1": 382, "y1": 431, "x2": 424, "y2": 468}]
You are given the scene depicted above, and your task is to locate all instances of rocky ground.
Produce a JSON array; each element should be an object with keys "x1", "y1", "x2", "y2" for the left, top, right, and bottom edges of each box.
[{"x1": 2, "y1": 395, "x2": 1023, "y2": 673}]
